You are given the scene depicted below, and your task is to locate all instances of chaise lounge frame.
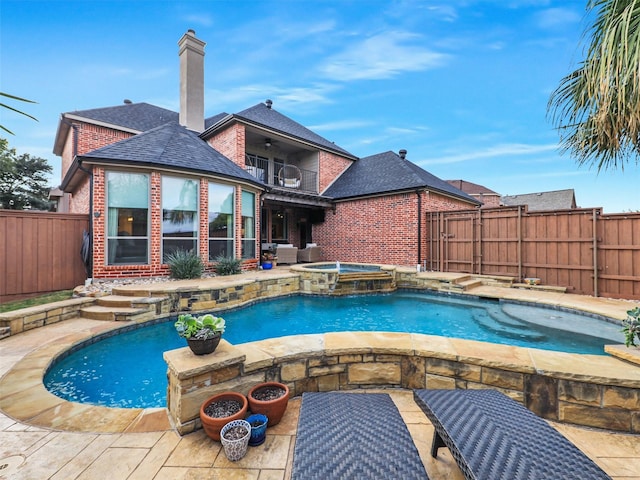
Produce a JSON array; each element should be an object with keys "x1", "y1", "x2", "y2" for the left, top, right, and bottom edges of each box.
[{"x1": 413, "y1": 389, "x2": 611, "y2": 480}]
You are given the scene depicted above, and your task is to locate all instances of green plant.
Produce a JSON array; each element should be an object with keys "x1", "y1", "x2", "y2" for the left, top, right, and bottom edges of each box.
[
  {"x1": 215, "y1": 255, "x2": 242, "y2": 276},
  {"x1": 175, "y1": 313, "x2": 225, "y2": 340},
  {"x1": 0, "y1": 290, "x2": 73, "y2": 313},
  {"x1": 622, "y1": 307, "x2": 640, "y2": 347},
  {"x1": 166, "y1": 249, "x2": 203, "y2": 279}
]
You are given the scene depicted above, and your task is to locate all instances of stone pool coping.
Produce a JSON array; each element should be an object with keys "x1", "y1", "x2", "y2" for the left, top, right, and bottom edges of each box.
[{"x1": 0, "y1": 270, "x2": 639, "y2": 435}]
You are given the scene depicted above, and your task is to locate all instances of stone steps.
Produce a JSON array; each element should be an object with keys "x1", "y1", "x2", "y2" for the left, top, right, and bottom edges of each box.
[{"x1": 80, "y1": 304, "x2": 154, "y2": 322}]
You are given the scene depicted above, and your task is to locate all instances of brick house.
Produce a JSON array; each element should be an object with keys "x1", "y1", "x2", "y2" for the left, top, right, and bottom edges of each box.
[
  {"x1": 53, "y1": 30, "x2": 479, "y2": 279},
  {"x1": 446, "y1": 179, "x2": 502, "y2": 208}
]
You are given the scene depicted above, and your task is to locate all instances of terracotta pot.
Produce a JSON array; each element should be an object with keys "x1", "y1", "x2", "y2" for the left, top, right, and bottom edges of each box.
[
  {"x1": 200, "y1": 392, "x2": 248, "y2": 441},
  {"x1": 247, "y1": 382, "x2": 290, "y2": 426},
  {"x1": 187, "y1": 333, "x2": 221, "y2": 355}
]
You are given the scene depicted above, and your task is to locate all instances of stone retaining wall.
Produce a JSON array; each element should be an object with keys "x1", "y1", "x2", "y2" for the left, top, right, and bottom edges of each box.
[
  {"x1": 163, "y1": 332, "x2": 640, "y2": 435},
  {"x1": 0, "y1": 297, "x2": 96, "y2": 336}
]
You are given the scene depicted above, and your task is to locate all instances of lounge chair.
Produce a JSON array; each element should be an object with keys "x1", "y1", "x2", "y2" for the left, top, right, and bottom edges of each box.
[
  {"x1": 413, "y1": 389, "x2": 611, "y2": 480},
  {"x1": 275, "y1": 244, "x2": 298, "y2": 264},
  {"x1": 297, "y1": 244, "x2": 321, "y2": 262}
]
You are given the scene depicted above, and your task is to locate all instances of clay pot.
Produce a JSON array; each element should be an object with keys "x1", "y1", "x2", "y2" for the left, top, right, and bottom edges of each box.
[
  {"x1": 200, "y1": 392, "x2": 248, "y2": 441},
  {"x1": 247, "y1": 382, "x2": 290, "y2": 426}
]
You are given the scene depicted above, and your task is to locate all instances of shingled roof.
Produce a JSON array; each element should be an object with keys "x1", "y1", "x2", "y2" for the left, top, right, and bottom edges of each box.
[
  {"x1": 203, "y1": 101, "x2": 356, "y2": 159},
  {"x1": 446, "y1": 179, "x2": 500, "y2": 196},
  {"x1": 324, "y1": 151, "x2": 480, "y2": 205},
  {"x1": 53, "y1": 102, "x2": 227, "y2": 155},
  {"x1": 61, "y1": 122, "x2": 261, "y2": 191},
  {"x1": 501, "y1": 189, "x2": 577, "y2": 211}
]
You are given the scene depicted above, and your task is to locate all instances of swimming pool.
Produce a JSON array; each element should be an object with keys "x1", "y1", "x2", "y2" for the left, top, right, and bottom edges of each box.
[{"x1": 44, "y1": 291, "x2": 620, "y2": 408}]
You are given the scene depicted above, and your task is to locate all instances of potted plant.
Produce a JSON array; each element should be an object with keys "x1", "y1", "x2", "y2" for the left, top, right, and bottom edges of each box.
[
  {"x1": 200, "y1": 391, "x2": 248, "y2": 441},
  {"x1": 622, "y1": 307, "x2": 640, "y2": 347},
  {"x1": 220, "y1": 419, "x2": 251, "y2": 461},
  {"x1": 261, "y1": 252, "x2": 275, "y2": 270},
  {"x1": 247, "y1": 381, "x2": 290, "y2": 426},
  {"x1": 174, "y1": 313, "x2": 225, "y2": 355}
]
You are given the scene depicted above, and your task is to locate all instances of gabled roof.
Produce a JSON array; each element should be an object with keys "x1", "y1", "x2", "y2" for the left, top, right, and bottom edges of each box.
[
  {"x1": 323, "y1": 151, "x2": 481, "y2": 205},
  {"x1": 446, "y1": 179, "x2": 500, "y2": 196},
  {"x1": 61, "y1": 122, "x2": 262, "y2": 191},
  {"x1": 53, "y1": 103, "x2": 227, "y2": 155},
  {"x1": 202, "y1": 101, "x2": 357, "y2": 159},
  {"x1": 501, "y1": 189, "x2": 577, "y2": 211}
]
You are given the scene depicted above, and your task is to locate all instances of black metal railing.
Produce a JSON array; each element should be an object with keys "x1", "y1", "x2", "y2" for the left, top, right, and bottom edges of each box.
[{"x1": 245, "y1": 156, "x2": 317, "y2": 193}]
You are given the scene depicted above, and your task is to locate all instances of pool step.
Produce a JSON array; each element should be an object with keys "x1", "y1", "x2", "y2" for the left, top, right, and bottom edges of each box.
[
  {"x1": 80, "y1": 304, "x2": 155, "y2": 322},
  {"x1": 512, "y1": 283, "x2": 567, "y2": 293}
]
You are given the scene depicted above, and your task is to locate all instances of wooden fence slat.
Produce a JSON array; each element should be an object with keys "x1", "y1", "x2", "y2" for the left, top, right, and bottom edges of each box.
[
  {"x1": 0, "y1": 210, "x2": 89, "y2": 303},
  {"x1": 427, "y1": 206, "x2": 640, "y2": 299}
]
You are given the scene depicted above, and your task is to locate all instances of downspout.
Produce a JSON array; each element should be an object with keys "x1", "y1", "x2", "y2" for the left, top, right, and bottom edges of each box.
[
  {"x1": 72, "y1": 123, "x2": 94, "y2": 279},
  {"x1": 416, "y1": 190, "x2": 422, "y2": 267}
]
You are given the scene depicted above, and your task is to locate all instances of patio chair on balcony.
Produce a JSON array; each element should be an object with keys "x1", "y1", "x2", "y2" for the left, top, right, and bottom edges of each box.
[{"x1": 278, "y1": 165, "x2": 301, "y2": 189}]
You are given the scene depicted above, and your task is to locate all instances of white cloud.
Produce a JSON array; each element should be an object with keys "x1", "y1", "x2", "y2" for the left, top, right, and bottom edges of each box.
[
  {"x1": 181, "y1": 13, "x2": 214, "y2": 27},
  {"x1": 319, "y1": 31, "x2": 449, "y2": 81},
  {"x1": 77, "y1": 64, "x2": 169, "y2": 80},
  {"x1": 421, "y1": 143, "x2": 558, "y2": 165},
  {"x1": 309, "y1": 120, "x2": 374, "y2": 131},
  {"x1": 206, "y1": 83, "x2": 339, "y2": 113},
  {"x1": 534, "y1": 7, "x2": 581, "y2": 29}
]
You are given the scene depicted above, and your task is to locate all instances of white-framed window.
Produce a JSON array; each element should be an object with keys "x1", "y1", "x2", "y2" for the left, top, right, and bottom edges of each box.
[
  {"x1": 162, "y1": 175, "x2": 199, "y2": 262},
  {"x1": 208, "y1": 182, "x2": 234, "y2": 260},
  {"x1": 241, "y1": 190, "x2": 256, "y2": 259},
  {"x1": 106, "y1": 171, "x2": 149, "y2": 265}
]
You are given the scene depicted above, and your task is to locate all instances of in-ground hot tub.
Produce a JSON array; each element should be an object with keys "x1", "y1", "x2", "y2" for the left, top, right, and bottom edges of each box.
[{"x1": 291, "y1": 262, "x2": 396, "y2": 295}]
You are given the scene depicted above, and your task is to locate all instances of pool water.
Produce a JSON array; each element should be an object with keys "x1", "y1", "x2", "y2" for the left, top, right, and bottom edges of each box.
[{"x1": 44, "y1": 291, "x2": 620, "y2": 408}]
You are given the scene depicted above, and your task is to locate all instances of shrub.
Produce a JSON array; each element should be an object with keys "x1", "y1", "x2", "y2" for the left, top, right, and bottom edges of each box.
[
  {"x1": 166, "y1": 249, "x2": 204, "y2": 279},
  {"x1": 215, "y1": 255, "x2": 242, "y2": 276},
  {"x1": 622, "y1": 307, "x2": 640, "y2": 347}
]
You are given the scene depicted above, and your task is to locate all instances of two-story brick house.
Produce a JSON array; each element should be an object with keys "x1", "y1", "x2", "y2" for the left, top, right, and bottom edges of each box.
[{"x1": 53, "y1": 30, "x2": 479, "y2": 279}]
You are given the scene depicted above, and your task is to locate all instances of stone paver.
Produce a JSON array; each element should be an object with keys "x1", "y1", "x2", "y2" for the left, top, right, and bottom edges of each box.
[{"x1": 1, "y1": 281, "x2": 639, "y2": 479}]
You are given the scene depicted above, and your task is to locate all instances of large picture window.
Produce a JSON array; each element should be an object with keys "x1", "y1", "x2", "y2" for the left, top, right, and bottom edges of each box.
[
  {"x1": 241, "y1": 190, "x2": 256, "y2": 259},
  {"x1": 208, "y1": 183, "x2": 234, "y2": 260},
  {"x1": 106, "y1": 172, "x2": 149, "y2": 265},
  {"x1": 162, "y1": 176, "x2": 198, "y2": 262}
]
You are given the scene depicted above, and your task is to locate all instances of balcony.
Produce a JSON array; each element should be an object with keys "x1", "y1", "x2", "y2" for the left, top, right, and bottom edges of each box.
[{"x1": 245, "y1": 155, "x2": 317, "y2": 193}]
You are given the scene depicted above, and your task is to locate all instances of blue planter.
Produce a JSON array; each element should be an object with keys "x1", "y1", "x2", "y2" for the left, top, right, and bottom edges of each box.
[
  {"x1": 246, "y1": 413, "x2": 268, "y2": 446},
  {"x1": 262, "y1": 261, "x2": 273, "y2": 270}
]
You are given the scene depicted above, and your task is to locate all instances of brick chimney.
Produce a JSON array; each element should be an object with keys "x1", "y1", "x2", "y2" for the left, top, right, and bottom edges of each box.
[{"x1": 178, "y1": 29, "x2": 206, "y2": 132}]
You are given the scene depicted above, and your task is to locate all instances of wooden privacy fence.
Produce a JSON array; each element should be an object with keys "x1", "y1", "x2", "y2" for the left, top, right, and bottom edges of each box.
[
  {"x1": 0, "y1": 210, "x2": 89, "y2": 303},
  {"x1": 427, "y1": 207, "x2": 640, "y2": 300}
]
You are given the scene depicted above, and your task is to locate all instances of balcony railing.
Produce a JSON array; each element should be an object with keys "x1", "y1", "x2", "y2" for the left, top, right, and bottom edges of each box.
[{"x1": 245, "y1": 156, "x2": 317, "y2": 193}]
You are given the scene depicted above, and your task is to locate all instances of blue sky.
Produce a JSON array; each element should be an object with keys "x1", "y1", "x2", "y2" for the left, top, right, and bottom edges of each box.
[{"x1": 2, "y1": 0, "x2": 638, "y2": 212}]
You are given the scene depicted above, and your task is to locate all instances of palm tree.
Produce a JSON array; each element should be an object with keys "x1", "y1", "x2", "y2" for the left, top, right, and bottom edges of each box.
[
  {"x1": 1, "y1": 92, "x2": 38, "y2": 135},
  {"x1": 547, "y1": 0, "x2": 640, "y2": 171}
]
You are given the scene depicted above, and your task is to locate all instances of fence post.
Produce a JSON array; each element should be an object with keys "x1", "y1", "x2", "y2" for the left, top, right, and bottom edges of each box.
[
  {"x1": 517, "y1": 206, "x2": 523, "y2": 281},
  {"x1": 592, "y1": 208, "x2": 599, "y2": 297}
]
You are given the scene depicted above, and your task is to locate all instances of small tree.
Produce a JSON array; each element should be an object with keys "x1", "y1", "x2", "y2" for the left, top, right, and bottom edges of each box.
[{"x1": 0, "y1": 138, "x2": 53, "y2": 210}]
